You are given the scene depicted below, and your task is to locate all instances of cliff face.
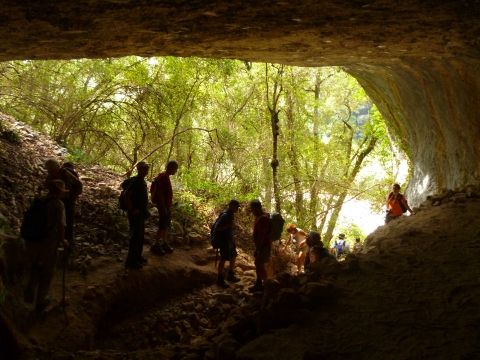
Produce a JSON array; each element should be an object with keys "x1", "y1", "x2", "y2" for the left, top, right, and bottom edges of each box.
[
  {"x1": 348, "y1": 59, "x2": 480, "y2": 204},
  {"x1": 0, "y1": 1, "x2": 479, "y2": 203}
]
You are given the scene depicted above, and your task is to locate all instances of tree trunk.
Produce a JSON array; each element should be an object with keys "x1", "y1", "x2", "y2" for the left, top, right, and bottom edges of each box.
[
  {"x1": 309, "y1": 72, "x2": 322, "y2": 228},
  {"x1": 265, "y1": 64, "x2": 284, "y2": 213},
  {"x1": 285, "y1": 90, "x2": 304, "y2": 223},
  {"x1": 263, "y1": 156, "x2": 272, "y2": 211},
  {"x1": 323, "y1": 136, "x2": 378, "y2": 245}
]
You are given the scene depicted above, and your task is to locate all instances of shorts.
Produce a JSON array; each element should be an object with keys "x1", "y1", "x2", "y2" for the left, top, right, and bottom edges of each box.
[
  {"x1": 254, "y1": 244, "x2": 271, "y2": 264},
  {"x1": 158, "y1": 207, "x2": 171, "y2": 230},
  {"x1": 219, "y1": 241, "x2": 237, "y2": 261}
]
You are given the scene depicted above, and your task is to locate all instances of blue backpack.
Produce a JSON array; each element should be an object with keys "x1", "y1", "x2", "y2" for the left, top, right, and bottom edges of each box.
[{"x1": 335, "y1": 240, "x2": 346, "y2": 255}]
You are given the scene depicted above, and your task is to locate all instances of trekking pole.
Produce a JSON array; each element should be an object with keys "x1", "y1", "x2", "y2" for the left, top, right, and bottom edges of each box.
[
  {"x1": 214, "y1": 248, "x2": 219, "y2": 269},
  {"x1": 60, "y1": 244, "x2": 69, "y2": 325}
]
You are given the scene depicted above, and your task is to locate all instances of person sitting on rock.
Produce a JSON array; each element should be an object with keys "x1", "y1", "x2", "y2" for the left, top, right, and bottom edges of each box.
[
  {"x1": 303, "y1": 231, "x2": 322, "y2": 272},
  {"x1": 308, "y1": 242, "x2": 337, "y2": 275},
  {"x1": 353, "y1": 237, "x2": 363, "y2": 253},
  {"x1": 212, "y1": 199, "x2": 241, "y2": 288},
  {"x1": 385, "y1": 183, "x2": 414, "y2": 223},
  {"x1": 249, "y1": 200, "x2": 271, "y2": 293},
  {"x1": 24, "y1": 179, "x2": 67, "y2": 312},
  {"x1": 285, "y1": 223, "x2": 307, "y2": 274}
]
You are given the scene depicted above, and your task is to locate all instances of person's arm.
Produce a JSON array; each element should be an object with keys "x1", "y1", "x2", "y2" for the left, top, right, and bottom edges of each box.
[{"x1": 404, "y1": 198, "x2": 415, "y2": 215}]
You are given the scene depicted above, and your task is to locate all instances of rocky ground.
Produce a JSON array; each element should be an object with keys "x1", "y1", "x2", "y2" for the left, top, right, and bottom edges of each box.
[{"x1": 2, "y1": 114, "x2": 480, "y2": 359}]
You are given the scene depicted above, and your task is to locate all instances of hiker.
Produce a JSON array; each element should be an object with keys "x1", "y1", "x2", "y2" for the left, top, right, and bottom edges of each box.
[
  {"x1": 385, "y1": 183, "x2": 414, "y2": 223},
  {"x1": 353, "y1": 237, "x2": 363, "y2": 253},
  {"x1": 303, "y1": 230, "x2": 322, "y2": 272},
  {"x1": 24, "y1": 179, "x2": 67, "y2": 312},
  {"x1": 150, "y1": 160, "x2": 179, "y2": 255},
  {"x1": 121, "y1": 161, "x2": 150, "y2": 269},
  {"x1": 332, "y1": 233, "x2": 349, "y2": 259},
  {"x1": 212, "y1": 199, "x2": 241, "y2": 288},
  {"x1": 285, "y1": 223, "x2": 307, "y2": 273},
  {"x1": 44, "y1": 159, "x2": 82, "y2": 258},
  {"x1": 249, "y1": 200, "x2": 271, "y2": 292},
  {"x1": 308, "y1": 241, "x2": 336, "y2": 275}
]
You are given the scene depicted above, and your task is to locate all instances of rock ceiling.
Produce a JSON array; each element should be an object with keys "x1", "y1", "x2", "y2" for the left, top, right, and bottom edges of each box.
[{"x1": 1, "y1": 1, "x2": 479, "y2": 203}]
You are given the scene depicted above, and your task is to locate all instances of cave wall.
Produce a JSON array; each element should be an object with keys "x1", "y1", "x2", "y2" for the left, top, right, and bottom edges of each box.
[
  {"x1": 0, "y1": 1, "x2": 479, "y2": 204},
  {"x1": 347, "y1": 59, "x2": 480, "y2": 204}
]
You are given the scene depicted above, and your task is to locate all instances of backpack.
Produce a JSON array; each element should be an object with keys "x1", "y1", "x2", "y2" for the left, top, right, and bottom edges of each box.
[
  {"x1": 335, "y1": 240, "x2": 346, "y2": 255},
  {"x1": 20, "y1": 197, "x2": 51, "y2": 242},
  {"x1": 150, "y1": 176, "x2": 161, "y2": 205},
  {"x1": 119, "y1": 179, "x2": 134, "y2": 211},
  {"x1": 210, "y1": 212, "x2": 227, "y2": 249},
  {"x1": 269, "y1": 213, "x2": 285, "y2": 241},
  {"x1": 388, "y1": 192, "x2": 407, "y2": 213}
]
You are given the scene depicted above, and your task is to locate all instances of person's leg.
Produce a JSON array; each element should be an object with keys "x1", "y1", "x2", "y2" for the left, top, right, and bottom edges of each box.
[
  {"x1": 126, "y1": 214, "x2": 142, "y2": 268},
  {"x1": 153, "y1": 207, "x2": 170, "y2": 254},
  {"x1": 297, "y1": 251, "x2": 305, "y2": 273},
  {"x1": 225, "y1": 241, "x2": 239, "y2": 282},
  {"x1": 251, "y1": 258, "x2": 266, "y2": 292},
  {"x1": 161, "y1": 208, "x2": 173, "y2": 252},
  {"x1": 24, "y1": 263, "x2": 39, "y2": 304},
  {"x1": 36, "y1": 258, "x2": 56, "y2": 311},
  {"x1": 216, "y1": 258, "x2": 228, "y2": 287},
  {"x1": 226, "y1": 257, "x2": 240, "y2": 282},
  {"x1": 135, "y1": 216, "x2": 145, "y2": 264}
]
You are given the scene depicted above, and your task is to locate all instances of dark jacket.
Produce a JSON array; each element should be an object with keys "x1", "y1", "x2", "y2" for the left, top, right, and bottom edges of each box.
[{"x1": 121, "y1": 175, "x2": 149, "y2": 216}]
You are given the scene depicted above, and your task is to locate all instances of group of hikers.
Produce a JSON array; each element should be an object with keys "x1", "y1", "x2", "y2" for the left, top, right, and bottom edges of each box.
[{"x1": 19, "y1": 157, "x2": 415, "y2": 310}]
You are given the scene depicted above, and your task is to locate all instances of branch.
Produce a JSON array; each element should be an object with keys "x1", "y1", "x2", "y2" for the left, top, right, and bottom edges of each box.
[{"x1": 127, "y1": 127, "x2": 219, "y2": 175}]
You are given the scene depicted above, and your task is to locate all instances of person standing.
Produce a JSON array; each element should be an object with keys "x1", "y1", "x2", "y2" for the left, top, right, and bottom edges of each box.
[
  {"x1": 44, "y1": 159, "x2": 82, "y2": 258},
  {"x1": 212, "y1": 199, "x2": 241, "y2": 288},
  {"x1": 385, "y1": 183, "x2": 414, "y2": 223},
  {"x1": 285, "y1": 223, "x2": 307, "y2": 273},
  {"x1": 249, "y1": 200, "x2": 271, "y2": 293},
  {"x1": 121, "y1": 161, "x2": 150, "y2": 269},
  {"x1": 331, "y1": 233, "x2": 349, "y2": 259},
  {"x1": 150, "y1": 160, "x2": 179, "y2": 255},
  {"x1": 24, "y1": 179, "x2": 67, "y2": 312}
]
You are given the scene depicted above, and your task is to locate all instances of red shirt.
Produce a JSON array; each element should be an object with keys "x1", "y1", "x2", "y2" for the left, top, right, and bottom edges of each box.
[
  {"x1": 152, "y1": 172, "x2": 173, "y2": 208},
  {"x1": 253, "y1": 213, "x2": 271, "y2": 248}
]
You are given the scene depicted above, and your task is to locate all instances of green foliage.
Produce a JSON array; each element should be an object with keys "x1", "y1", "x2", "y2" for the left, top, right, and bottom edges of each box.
[
  {"x1": 0, "y1": 57, "x2": 408, "y2": 237},
  {"x1": 338, "y1": 223, "x2": 365, "y2": 243},
  {"x1": 65, "y1": 148, "x2": 95, "y2": 165}
]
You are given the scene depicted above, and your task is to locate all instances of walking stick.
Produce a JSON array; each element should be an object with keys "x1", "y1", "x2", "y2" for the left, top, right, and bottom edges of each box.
[
  {"x1": 214, "y1": 248, "x2": 219, "y2": 268},
  {"x1": 60, "y1": 243, "x2": 69, "y2": 325}
]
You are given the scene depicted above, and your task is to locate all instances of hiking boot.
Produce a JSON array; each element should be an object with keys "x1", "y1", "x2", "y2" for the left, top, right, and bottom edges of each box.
[
  {"x1": 226, "y1": 270, "x2": 240, "y2": 283},
  {"x1": 216, "y1": 275, "x2": 229, "y2": 288},
  {"x1": 162, "y1": 243, "x2": 174, "y2": 254}
]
